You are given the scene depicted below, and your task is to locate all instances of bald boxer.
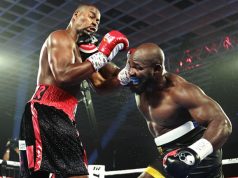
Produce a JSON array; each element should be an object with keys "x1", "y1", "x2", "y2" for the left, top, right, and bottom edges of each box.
[
  {"x1": 116, "y1": 43, "x2": 232, "y2": 178},
  {"x1": 19, "y1": 4, "x2": 129, "y2": 178}
]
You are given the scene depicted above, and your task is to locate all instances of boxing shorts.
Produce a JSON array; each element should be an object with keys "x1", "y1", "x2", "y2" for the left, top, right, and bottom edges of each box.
[
  {"x1": 146, "y1": 121, "x2": 223, "y2": 178},
  {"x1": 19, "y1": 85, "x2": 88, "y2": 178}
]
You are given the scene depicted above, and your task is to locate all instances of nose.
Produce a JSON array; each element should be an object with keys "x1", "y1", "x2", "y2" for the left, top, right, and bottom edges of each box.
[
  {"x1": 92, "y1": 20, "x2": 98, "y2": 28},
  {"x1": 129, "y1": 67, "x2": 137, "y2": 76}
]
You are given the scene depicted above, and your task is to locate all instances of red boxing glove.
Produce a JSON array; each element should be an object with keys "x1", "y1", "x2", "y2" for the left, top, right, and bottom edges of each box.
[
  {"x1": 87, "y1": 30, "x2": 129, "y2": 71},
  {"x1": 98, "y1": 30, "x2": 129, "y2": 57}
]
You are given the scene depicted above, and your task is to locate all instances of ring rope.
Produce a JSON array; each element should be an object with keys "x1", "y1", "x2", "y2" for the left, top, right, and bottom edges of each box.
[{"x1": 1, "y1": 158, "x2": 238, "y2": 176}]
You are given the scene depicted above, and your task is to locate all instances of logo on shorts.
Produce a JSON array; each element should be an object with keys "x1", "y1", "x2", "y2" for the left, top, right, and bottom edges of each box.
[{"x1": 33, "y1": 85, "x2": 49, "y2": 100}]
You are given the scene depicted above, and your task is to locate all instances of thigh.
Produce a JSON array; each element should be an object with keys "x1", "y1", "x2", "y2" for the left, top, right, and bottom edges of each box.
[{"x1": 29, "y1": 171, "x2": 49, "y2": 178}]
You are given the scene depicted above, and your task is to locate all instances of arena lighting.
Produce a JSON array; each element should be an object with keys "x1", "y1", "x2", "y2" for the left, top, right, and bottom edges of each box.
[
  {"x1": 0, "y1": 55, "x2": 14, "y2": 68},
  {"x1": 172, "y1": 34, "x2": 238, "y2": 73}
]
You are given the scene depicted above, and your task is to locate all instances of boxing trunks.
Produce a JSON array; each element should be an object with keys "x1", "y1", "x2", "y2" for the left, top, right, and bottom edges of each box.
[
  {"x1": 146, "y1": 121, "x2": 223, "y2": 178},
  {"x1": 19, "y1": 85, "x2": 88, "y2": 178}
]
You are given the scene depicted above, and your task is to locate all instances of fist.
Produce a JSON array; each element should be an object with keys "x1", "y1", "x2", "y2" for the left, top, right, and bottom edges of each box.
[
  {"x1": 117, "y1": 48, "x2": 135, "y2": 85},
  {"x1": 163, "y1": 148, "x2": 200, "y2": 178}
]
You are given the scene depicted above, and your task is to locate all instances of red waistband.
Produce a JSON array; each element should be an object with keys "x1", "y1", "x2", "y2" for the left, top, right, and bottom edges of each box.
[{"x1": 30, "y1": 85, "x2": 78, "y2": 121}]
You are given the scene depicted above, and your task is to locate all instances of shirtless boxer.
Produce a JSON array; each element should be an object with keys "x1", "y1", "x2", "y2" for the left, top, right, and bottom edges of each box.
[
  {"x1": 116, "y1": 43, "x2": 232, "y2": 178},
  {"x1": 19, "y1": 4, "x2": 129, "y2": 178}
]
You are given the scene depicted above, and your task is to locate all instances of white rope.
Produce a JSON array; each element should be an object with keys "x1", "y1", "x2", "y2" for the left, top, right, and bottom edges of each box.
[
  {"x1": 104, "y1": 158, "x2": 238, "y2": 176},
  {"x1": 1, "y1": 158, "x2": 238, "y2": 176},
  {"x1": 104, "y1": 168, "x2": 145, "y2": 176},
  {"x1": 0, "y1": 159, "x2": 20, "y2": 167},
  {"x1": 222, "y1": 158, "x2": 238, "y2": 165}
]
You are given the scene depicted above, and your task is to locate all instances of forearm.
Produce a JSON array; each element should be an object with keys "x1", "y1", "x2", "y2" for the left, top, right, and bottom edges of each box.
[
  {"x1": 55, "y1": 61, "x2": 95, "y2": 84},
  {"x1": 203, "y1": 116, "x2": 232, "y2": 150},
  {"x1": 90, "y1": 76, "x2": 122, "y2": 94}
]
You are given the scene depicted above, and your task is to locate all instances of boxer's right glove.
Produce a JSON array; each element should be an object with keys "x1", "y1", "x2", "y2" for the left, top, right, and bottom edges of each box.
[
  {"x1": 117, "y1": 48, "x2": 135, "y2": 85},
  {"x1": 87, "y1": 30, "x2": 129, "y2": 71},
  {"x1": 163, "y1": 138, "x2": 213, "y2": 178}
]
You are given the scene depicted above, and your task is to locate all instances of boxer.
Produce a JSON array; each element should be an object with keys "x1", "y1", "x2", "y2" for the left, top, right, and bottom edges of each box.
[
  {"x1": 19, "y1": 4, "x2": 129, "y2": 178},
  {"x1": 117, "y1": 43, "x2": 232, "y2": 178}
]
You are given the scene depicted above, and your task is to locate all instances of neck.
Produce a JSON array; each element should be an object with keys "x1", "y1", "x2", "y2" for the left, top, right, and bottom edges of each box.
[
  {"x1": 145, "y1": 74, "x2": 167, "y2": 93},
  {"x1": 157, "y1": 74, "x2": 167, "y2": 89},
  {"x1": 66, "y1": 25, "x2": 79, "y2": 42}
]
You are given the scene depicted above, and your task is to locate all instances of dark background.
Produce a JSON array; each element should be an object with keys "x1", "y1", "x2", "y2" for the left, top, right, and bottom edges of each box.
[{"x1": 0, "y1": 0, "x2": 238, "y2": 177}]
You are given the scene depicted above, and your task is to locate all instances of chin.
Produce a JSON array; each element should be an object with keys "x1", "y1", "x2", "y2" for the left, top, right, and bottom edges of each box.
[{"x1": 129, "y1": 82, "x2": 146, "y2": 95}]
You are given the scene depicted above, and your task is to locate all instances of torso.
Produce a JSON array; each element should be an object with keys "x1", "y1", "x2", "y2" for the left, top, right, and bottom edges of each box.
[
  {"x1": 135, "y1": 73, "x2": 193, "y2": 137},
  {"x1": 36, "y1": 30, "x2": 83, "y2": 98}
]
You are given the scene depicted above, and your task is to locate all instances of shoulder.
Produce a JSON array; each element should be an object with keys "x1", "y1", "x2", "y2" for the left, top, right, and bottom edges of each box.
[
  {"x1": 49, "y1": 30, "x2": 68, "y2": 39},
  {"x1": 47, "y1": 30, "x2": 72, "y2": 46},
  {"x1": 168, "y1": 73, "x2": 207, "y2": 105},
  {"x1": 166, "y1": 73, "x2": 187, "y2": 84}
]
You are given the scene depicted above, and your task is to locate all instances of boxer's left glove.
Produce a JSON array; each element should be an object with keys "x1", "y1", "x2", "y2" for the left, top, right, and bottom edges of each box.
[
  {"x1": 117, "y1": 48, "x2": 135, "y2": 85},
  {"x1": 163, "y1": 138, "x2": 213, "y2": 178},
  {"x1": 78, "y1": 34, "x2": 99, "y2": 61},
  {"x1": 87, "y1": 30, "x2": 129, "y2": 71}
]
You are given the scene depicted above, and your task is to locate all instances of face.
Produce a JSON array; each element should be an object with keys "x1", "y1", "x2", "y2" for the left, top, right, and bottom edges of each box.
[
  {"x1": 128, "y1": 52, "x2": 156, "y2": 94},
  {"x1": 73, "y1": 6, "x2": 101, "y2": 35}
]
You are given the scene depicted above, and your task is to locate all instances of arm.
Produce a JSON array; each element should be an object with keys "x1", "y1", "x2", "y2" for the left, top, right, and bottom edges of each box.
[
  {"x1": 2, "y1": 149, "x2": 10, "y2": 161},
  {"x1": 163, "y1": 81, "x2": 232, "y2": 177},
  {"x1": 88, "y1": 63, "x2": 122, "y2": 94},
  {"x1": 175, "y1": 82, "x2": 232, "y2": 150},
  {"x1": 48, "y1": 31, "x2": 95, "y2": 85},
  {"x1": 88, "y1": 48, "x2": 134, "y2": 93}
]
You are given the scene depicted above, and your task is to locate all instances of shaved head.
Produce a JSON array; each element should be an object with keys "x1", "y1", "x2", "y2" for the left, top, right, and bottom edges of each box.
[
  {"x1": 75, "y1": 4, "x2": 99, "y2": 13},
  {"x1": 133, "y1": 43, "x2": 165, "y2": 67}
]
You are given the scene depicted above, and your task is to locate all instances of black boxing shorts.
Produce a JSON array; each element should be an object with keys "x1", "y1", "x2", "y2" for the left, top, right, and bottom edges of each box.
[
  {"x1": 19, "y1": 85, "x2": 88, "y2": 178},
  {"x1": 146, "y1": 122, "x2": 223, "y2": 178}
]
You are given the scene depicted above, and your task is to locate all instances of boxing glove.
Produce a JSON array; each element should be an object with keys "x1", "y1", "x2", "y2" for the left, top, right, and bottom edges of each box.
[
  {"x1": 87, "y1": 30, "x2": 129, "y2": 71},
  {"x1": 77, "y1": 33, "x2": 99, "y2": 45},
  {"x1": 79, "y1": 43, "x2": 98, "y2": 61},
  {"x1": 117, "y1": 48, "x2": 136, "y2": 85},
  {"x1": 163, "y1": 138, "x2": 213, "y2": 178}
]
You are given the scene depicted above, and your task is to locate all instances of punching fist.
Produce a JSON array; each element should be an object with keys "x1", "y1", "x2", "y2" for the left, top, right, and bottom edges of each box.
[
  {"x1": 163, "y1": 138, "x2": 213, "y2": 178},
  {"x1": 87, "y1": 30, "x2": 129, "y2": 71},
  {"x1": 117, "y1": 48, "x2": 135, "y2": 85}
]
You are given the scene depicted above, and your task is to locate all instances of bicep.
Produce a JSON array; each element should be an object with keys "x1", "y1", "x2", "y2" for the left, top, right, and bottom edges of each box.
[
  {"x1": 176, "y1": 83, "x2": 225, "y2": 125},
  {"x1": 188, "y1": 98, "x2": 224, "y2": 125}
]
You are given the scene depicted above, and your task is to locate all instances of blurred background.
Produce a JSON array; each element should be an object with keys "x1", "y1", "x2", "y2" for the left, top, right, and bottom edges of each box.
[{"x1": 0, "y1": 0, "x2": 238, "y2": 177}]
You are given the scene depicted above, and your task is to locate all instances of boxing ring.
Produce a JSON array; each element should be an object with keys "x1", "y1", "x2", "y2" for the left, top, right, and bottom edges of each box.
[{"x1": 1, "y1": 158, "x2": 238, "y2": 178}]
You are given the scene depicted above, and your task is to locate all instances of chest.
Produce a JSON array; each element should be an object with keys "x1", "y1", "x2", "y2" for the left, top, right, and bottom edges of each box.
[
  {"x1": 73, "y1": 46, "x2": 82, "y2": 63},
  {"x1": 135, "y1": 91, "x2": 179, "y2": 122}
]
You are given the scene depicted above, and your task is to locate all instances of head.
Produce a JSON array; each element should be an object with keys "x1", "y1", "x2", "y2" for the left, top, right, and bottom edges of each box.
[
  {"x1": 69, "y1": 4, "x2": 100, "y2": 35},
  {"x1": 128, "y1": 43, "x2": 166, "y2": 94}
]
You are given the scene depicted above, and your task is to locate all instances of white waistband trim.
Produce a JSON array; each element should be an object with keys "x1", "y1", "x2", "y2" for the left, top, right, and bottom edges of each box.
[{"x1": 154, "y1": 121, "x2": 195, "y2": 146}]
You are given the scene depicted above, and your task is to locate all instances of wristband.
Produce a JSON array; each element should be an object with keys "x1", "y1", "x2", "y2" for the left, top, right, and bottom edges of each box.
[
  {"x1": 188, "y1": 138, "x2": 213, "y2": 161},
  {"x1": 87, "y1": 52, "x2": 108, "y2": 71}
]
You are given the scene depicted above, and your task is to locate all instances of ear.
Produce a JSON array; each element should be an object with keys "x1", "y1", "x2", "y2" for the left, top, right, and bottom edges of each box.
[
  {"x1": 154, "y1": 64, "x2": 162, "y2": 72},
  {"x1": 72, "y1": 11, "x2": 78, "y2": 21}
]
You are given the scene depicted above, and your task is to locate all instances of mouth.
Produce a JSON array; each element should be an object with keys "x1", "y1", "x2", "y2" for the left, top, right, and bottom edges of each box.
[{"x1": 84, "y1": 27, "x2": 97, "y2": 35}]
